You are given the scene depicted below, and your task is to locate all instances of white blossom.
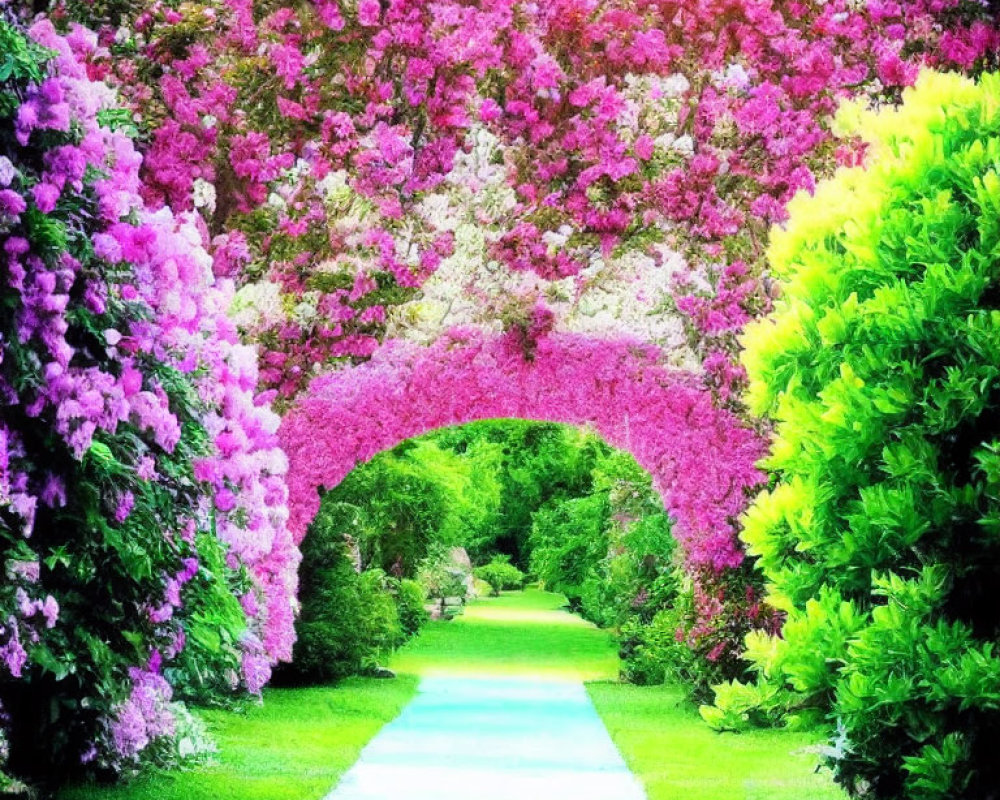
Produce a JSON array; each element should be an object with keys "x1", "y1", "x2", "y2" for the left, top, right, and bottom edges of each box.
[
  {"x1": 672, "y1": 135, "x2": 695, "y2": 156},
  {"x1": 191, "y1": 178, "x2": 216, "y2": 213},
  {"x1": 0, "y1": 156, "x2": 16, "y2": 187},
  {"x1": 230, "y1": 281, "x2": 285, "y2": 332}
]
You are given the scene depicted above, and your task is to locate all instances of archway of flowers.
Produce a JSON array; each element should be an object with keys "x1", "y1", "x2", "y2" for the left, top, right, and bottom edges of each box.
[{"x1": 280, "y1": 328, "x2": 772, "y2": 661}]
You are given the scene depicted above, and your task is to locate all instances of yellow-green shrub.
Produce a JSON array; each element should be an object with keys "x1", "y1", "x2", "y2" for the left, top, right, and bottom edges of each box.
[{"x1": 709, "y1": 71, "x2": 1000, "y2": 800}]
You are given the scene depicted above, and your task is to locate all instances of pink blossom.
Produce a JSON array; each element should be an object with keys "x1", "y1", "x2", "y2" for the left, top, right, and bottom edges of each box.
[{"x1": 358, "y1": 0, "x2": 381, "y2": 27}]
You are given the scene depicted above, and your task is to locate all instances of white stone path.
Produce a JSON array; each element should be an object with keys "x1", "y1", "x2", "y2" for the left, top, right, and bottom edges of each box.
[{"x1": 323, "y1": 675, "x2": 647, "y2": 800}]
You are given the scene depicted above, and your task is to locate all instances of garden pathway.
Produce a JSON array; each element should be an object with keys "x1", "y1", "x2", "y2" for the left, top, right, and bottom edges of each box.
[{"x1": 322, "y1": 674, "x2": 647, "y2": 800}]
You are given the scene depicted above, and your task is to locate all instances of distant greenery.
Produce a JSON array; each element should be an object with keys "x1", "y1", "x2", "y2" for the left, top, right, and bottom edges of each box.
[
  {"x1": 428, "y1": 420, "x2": 608, "y2": 566},
  {"x1": 57, "y1": 677, "x2": 418, "y2": 800},
  {"x1": 295, "y1": 419, "x2": 685, "y2": 687}
]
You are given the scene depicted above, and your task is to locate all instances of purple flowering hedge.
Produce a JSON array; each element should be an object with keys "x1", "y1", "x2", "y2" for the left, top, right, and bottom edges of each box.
[{"x1": 0, "y1": 18, "x2": 296, "y2": 786}]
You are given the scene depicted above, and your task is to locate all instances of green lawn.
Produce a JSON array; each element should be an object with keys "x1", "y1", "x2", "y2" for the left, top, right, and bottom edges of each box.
[
  {"x1": 59, "y1": 587, "x2": 846, "y2": 800},
  {"x1": 588, "y1": 681, "x2": 846, "y2": 800},
  {"x1": 390, "y1": 586, "x2": 620, "y2": 680},
  {"x1": 57, "y1": 677, "x2": 418, "y2": 800}
]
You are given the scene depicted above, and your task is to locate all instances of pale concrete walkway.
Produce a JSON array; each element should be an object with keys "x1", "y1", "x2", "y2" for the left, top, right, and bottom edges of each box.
[{"x1": 323, "y1": 675, "x2": 647, "y2": 800}]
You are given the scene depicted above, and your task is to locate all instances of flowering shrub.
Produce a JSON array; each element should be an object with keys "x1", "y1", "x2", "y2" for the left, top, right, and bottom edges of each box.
[
  {"x1": 706, "y1": 71, "x2": 1000, "y2": 800},
  {"x1": 0, "y1": 19, "x2": 294, "y2": 784}
]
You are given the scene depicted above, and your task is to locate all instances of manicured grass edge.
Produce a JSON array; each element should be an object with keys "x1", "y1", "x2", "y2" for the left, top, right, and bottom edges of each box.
[
  {"x1": 57, "y1": 675, "x2": 419, "y2": 800},
  {"x1": 587, "y1": 680, "x2": 847, "y2": 800}
]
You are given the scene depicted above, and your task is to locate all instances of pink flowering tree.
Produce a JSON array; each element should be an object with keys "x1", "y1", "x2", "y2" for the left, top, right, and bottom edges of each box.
[
  {"x1": 44, "y1": 0, "x2": 1000, "y2": 398},
  {"x1": 0, "y1": 18, "x2": 295, "y2": 784}
]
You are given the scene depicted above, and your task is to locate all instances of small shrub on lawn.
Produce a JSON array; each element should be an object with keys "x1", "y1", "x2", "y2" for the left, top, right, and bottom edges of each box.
[
  {"x1": 474, "y1": 556, "x2": 526, "y2": 596},
  {"x1": 395, "y1": 579, "x2": 430, "y2": 636}
]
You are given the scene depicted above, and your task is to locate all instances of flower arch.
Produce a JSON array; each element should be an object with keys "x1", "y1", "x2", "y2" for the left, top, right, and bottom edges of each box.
[{"x1": 281, "y1": 329, "x2": 766, "y2": 574}]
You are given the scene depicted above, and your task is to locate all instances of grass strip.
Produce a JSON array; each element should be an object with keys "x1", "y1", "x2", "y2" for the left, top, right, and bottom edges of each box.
[
  {"x1": 587, "y1": 681, "x2": 847, "y2": 800},
  {"x1": 57, "y1": 676, "x2": 418, "y2": 800},
  {"x1": 390, "y1": 587, "x2": 620, "y2": 680}
]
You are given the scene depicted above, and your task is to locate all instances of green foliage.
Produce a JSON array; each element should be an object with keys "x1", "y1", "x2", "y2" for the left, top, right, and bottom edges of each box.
[
  {"x1": 429, "y1": 420, "x2": 606, "y2": 564},
  {"x1": 394, "y1": 579, "x2": 429, "y2": 637},
  {"x1": 276, "y1": 500, "x2": 411, "y2": 685},
  {"x1": 526, "y1": 446, "x2": 682, "y2": 686},
  {"x1": 473, "y1": 555, "x2": 525, "y2": 596},
  {"x1": 618, "y1": 610, "x2": 679, "y2": 686},
  {"x1": 716, "y1": 71, "x2": 1000, "y2": 799},
  {"x1": 321, "y1": 437, "x2": 503, "y2": 578},
  {"x1": 0, "y1": 21, "x2": 54, "y2": 83},
  {"x1": 319, "y1": 452, "x2": 452, "y2": 577}
]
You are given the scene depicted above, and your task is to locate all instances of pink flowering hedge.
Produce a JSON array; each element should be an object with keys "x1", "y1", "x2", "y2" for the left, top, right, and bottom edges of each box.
[
  {"x1": 281, "y1": 327, "x2": 775, "y2": 674},
  {"x1": 0, "y1": 19, "x2": 295, "y2": 783}
]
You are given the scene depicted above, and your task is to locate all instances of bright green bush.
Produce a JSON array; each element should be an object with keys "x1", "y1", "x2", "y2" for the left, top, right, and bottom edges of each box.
[
  {"x1": 619, "y1": 610, "x2": 676, "y2": 686},
  {"x1": 474, "y1": 556, "x2": 526, "y2": 596},
  {"x1": 395, "y1": 579, "x2": 429, "y2": 636},
  {"x1": 711, "y1": 71, "x2": 1000, "y2": 800}
]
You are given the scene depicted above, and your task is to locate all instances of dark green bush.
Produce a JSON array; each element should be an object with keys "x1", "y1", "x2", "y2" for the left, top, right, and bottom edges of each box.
[
  {"x1": 709, "y1": 71, "x2": 1000, "y2": 800},
  {"x1": 277, "y1": 500, "x2": 406, "y2": 684}
]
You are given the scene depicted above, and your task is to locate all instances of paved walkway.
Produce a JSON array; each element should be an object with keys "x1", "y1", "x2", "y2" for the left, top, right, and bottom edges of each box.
[{"x1": 323, "y1": 675, "x2": 647, "y2": 800}]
